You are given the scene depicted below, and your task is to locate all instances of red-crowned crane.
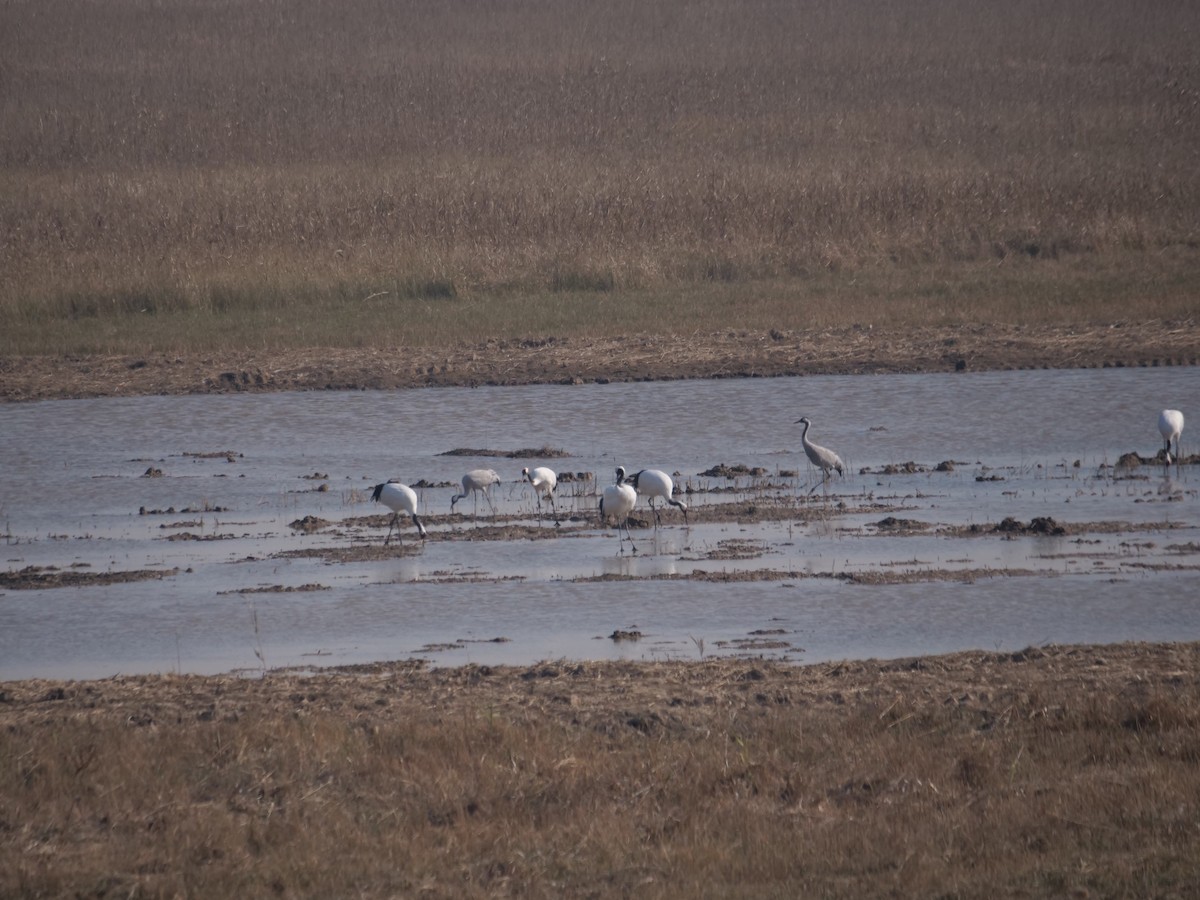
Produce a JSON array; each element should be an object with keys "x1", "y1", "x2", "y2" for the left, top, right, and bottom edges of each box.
[
  {"x1": 1159, "y1": 409, "x2": 1185, "y2": 465},
  {"x1": 521, "y1": 466, "x2": 560, "y2": 525},
  {"x1": 627, "y1": 468, "x2": 688, "y2": 527},
  {"x1": 599, "y1": 466, "x2": 638, "y2": 554},
  {"x1": 371, "y1": 481, "x2": 427, "y2": 546}
]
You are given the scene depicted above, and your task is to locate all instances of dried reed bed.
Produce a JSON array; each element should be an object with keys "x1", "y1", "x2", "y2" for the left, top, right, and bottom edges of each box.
[
  {"x1": 3, "y1": 643, "x2": 1199, "y2": 897},
  {"x1": 2, "y1": 0, "x2": 1199, "y2": 355}
]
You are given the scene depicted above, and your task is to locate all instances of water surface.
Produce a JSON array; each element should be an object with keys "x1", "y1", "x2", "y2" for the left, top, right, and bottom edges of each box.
[{"x1": 2, "y1": 367, "x2": 1197, "y2": 680}]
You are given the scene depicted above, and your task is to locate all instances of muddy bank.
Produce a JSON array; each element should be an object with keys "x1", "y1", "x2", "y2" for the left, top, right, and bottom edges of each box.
[
  {"x1": 0, "y1": 639, "x2": 1190, "y2": 723},
  {"x1": 2, "y1": 320, "x2": 1196, "y2": 402}
]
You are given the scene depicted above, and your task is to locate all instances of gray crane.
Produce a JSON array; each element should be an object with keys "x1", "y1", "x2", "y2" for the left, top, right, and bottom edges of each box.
[
  {"x1": 451, "y1": 468, "x2": 501, "y2": 517},
  {"x1": 795, "y1": 416, "x2": 845, "y2": 490}
]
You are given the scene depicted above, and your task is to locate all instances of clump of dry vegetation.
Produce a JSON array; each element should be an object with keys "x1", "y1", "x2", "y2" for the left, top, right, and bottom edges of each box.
[
  {"x1": 2, "y1": 0, "x2": 1199, "y2": 356},
  {"x1": 3, "y1": 643, "x2": 1199, "y2": 897}
]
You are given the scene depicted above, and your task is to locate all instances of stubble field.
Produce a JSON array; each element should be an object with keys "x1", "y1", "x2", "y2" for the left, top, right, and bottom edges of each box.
[
  {"x1": 1, "y1": 0, "x2": 1198, "y2": 374},
  {"x1": 4, "y1": 643, "x2": 1200, "y2": 898}
]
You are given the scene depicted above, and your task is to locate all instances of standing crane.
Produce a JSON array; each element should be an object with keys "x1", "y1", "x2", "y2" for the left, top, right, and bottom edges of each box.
[
  {"x1": 371, "y1": 481, "x2": 428, "y2": 546},
  {"x1": 451, "y1": 468, "x2": 501, "y2": 517},
  {"x1": 1159, "y1": 409, "x2": 1185, "y2": 465},
  {"x1": 599, "y1": 466, "x2": 638, "y2": 554},
  {"x1": 521, "y1": 466, "x2": 560, "y2": 525},
  {"x1": 627, "y1": 468, "x2": 688, "y2": 527},
  {"x1": 795, "y1": 416, "x2": 845, "y2": 491}
]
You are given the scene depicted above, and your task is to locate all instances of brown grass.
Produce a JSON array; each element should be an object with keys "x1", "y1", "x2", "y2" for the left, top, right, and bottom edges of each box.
[
  {"x1": 3, "y1": 643, "x2": 1199, "y2": 897},
  {"x1": 2, "y1": 0, "x2": 1199, "y2": 356}
]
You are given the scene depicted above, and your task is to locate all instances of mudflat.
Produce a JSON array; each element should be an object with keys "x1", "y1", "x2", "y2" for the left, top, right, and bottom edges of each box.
[{"x1": 2, "y1": 319, "x2": 1196, "y2": 402}]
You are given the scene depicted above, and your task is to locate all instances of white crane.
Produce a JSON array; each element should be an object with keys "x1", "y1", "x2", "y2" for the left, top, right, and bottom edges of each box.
[
  {"x1": 1159, "y1": 409, "x2": 1185, "y2": 465},
  {"x1": 371, "y1": 481, "x2": 428, "y2": 546},
  {"x1": 627, "y1": 468, "x2": 688, "y2": 527},
  {"x1": 795, "y1": 416, "x2": 845, "y2": 491},
  {"x1": 521, "y1": 466, "x2": 560, "y2": 524},
  {"x1": 599, "y1": 466, "x2": 638, "y2": 554},
  {"x1": 451, "y1": 468, "x2": 501, "y2": 517}
]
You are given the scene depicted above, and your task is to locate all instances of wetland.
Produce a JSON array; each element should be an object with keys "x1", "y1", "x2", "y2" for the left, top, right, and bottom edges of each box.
[
  {"x1": 3, "y1": 366, "x2": 1197, "y2": 680},
  {"x1": 4, "y1": 0, "x2": 1200, "y2": 892}
]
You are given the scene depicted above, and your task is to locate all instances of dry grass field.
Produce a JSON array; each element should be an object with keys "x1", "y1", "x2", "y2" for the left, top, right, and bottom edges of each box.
[
  {"x1": 4, "y1": 643, "x2": 1200, "y2": 898},
  {"x1": 2, "y1": 0, "x2": 1199, "y2": 360}
]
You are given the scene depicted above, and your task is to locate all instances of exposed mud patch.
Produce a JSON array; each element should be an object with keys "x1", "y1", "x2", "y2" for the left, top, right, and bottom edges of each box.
[
  {"x1": 698, "y1": 463, "x2": 770, "y2": 479},
  {"x1": 439, "y1": 447, "x2": 570, "y2": 459},
  {"x1": 871, "y1": 517, "x2": 933, "y2": 533},
  {"x1": 414, "y1": 574, "x2": 527, "y2": 584},
  {"x1": 0, "y1": 565, "x2": 180, "y2": 590},
  {"x1": 573, "y1": 566, "x2": 1055, "y2": 585},
  {"x1": 714, "y1": 636, "x2": 795, "y2": 652},
  {"x1": 417, "y1": 636, "x2": 512, "y2": 653},
  {"x1": 941, "y1": 518, "x2": 1185, "y2": 538},
  {"x1": 1111, "y1": 450, "x2": 1200, "y2": 468},
  {"x1": 275, "y1": 544, "x2": 426, "y2": 562},
  {"x1": 609, "y1": 629, "x2": 643, "y2": 642},
  {"x1": 685, "y1": 538, "x2": 769, "y2": 561},
  {"x1": 289, "y1": 516, "x2": 331, "y2": 533},
  {"x1": 161, "y1": 532, "x2": 241, "y2": 542},
  {"x1": 839, "y1": 567, "x2": 1044, "y2": 585},
  {"x1": 218, "y1": 584, "x2": 331, "y2": 595},
  {"x1": 870, "y1": 461, "x2": 928, "y2": 475},
  {"x1": 433, "y1": 523, "x2": 591, "y2": 542}
]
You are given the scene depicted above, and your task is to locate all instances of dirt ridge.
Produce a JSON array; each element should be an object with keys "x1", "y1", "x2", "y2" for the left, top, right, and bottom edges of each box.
[{"x1": 2, "y1": 321, "x2": 1196, "y2": 402}]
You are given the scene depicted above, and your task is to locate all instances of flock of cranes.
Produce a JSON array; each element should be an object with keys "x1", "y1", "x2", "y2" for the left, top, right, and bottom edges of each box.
[{"x1": 370, "y1": 409, "x2": 1186, "y2": 550}]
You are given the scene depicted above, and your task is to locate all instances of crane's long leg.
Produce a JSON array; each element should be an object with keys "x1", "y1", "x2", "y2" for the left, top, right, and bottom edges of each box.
[
  {"x1": 806, "y1": 466, "x2": 836, "y2": 496},
  {"x1": 534, "y1": 489, "x2": 560, "y2": 526},
  {"x1": 620, "y1": 518, "x2": 638, "y2": 555},
  {"x1": 383, "y1": 513, "x2": 398, "y2": 546}
]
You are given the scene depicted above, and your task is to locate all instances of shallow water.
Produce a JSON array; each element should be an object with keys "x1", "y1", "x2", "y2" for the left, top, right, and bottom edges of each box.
[{"x1": 2, "y1": 367, "x2": 1197, "y2": 680}]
